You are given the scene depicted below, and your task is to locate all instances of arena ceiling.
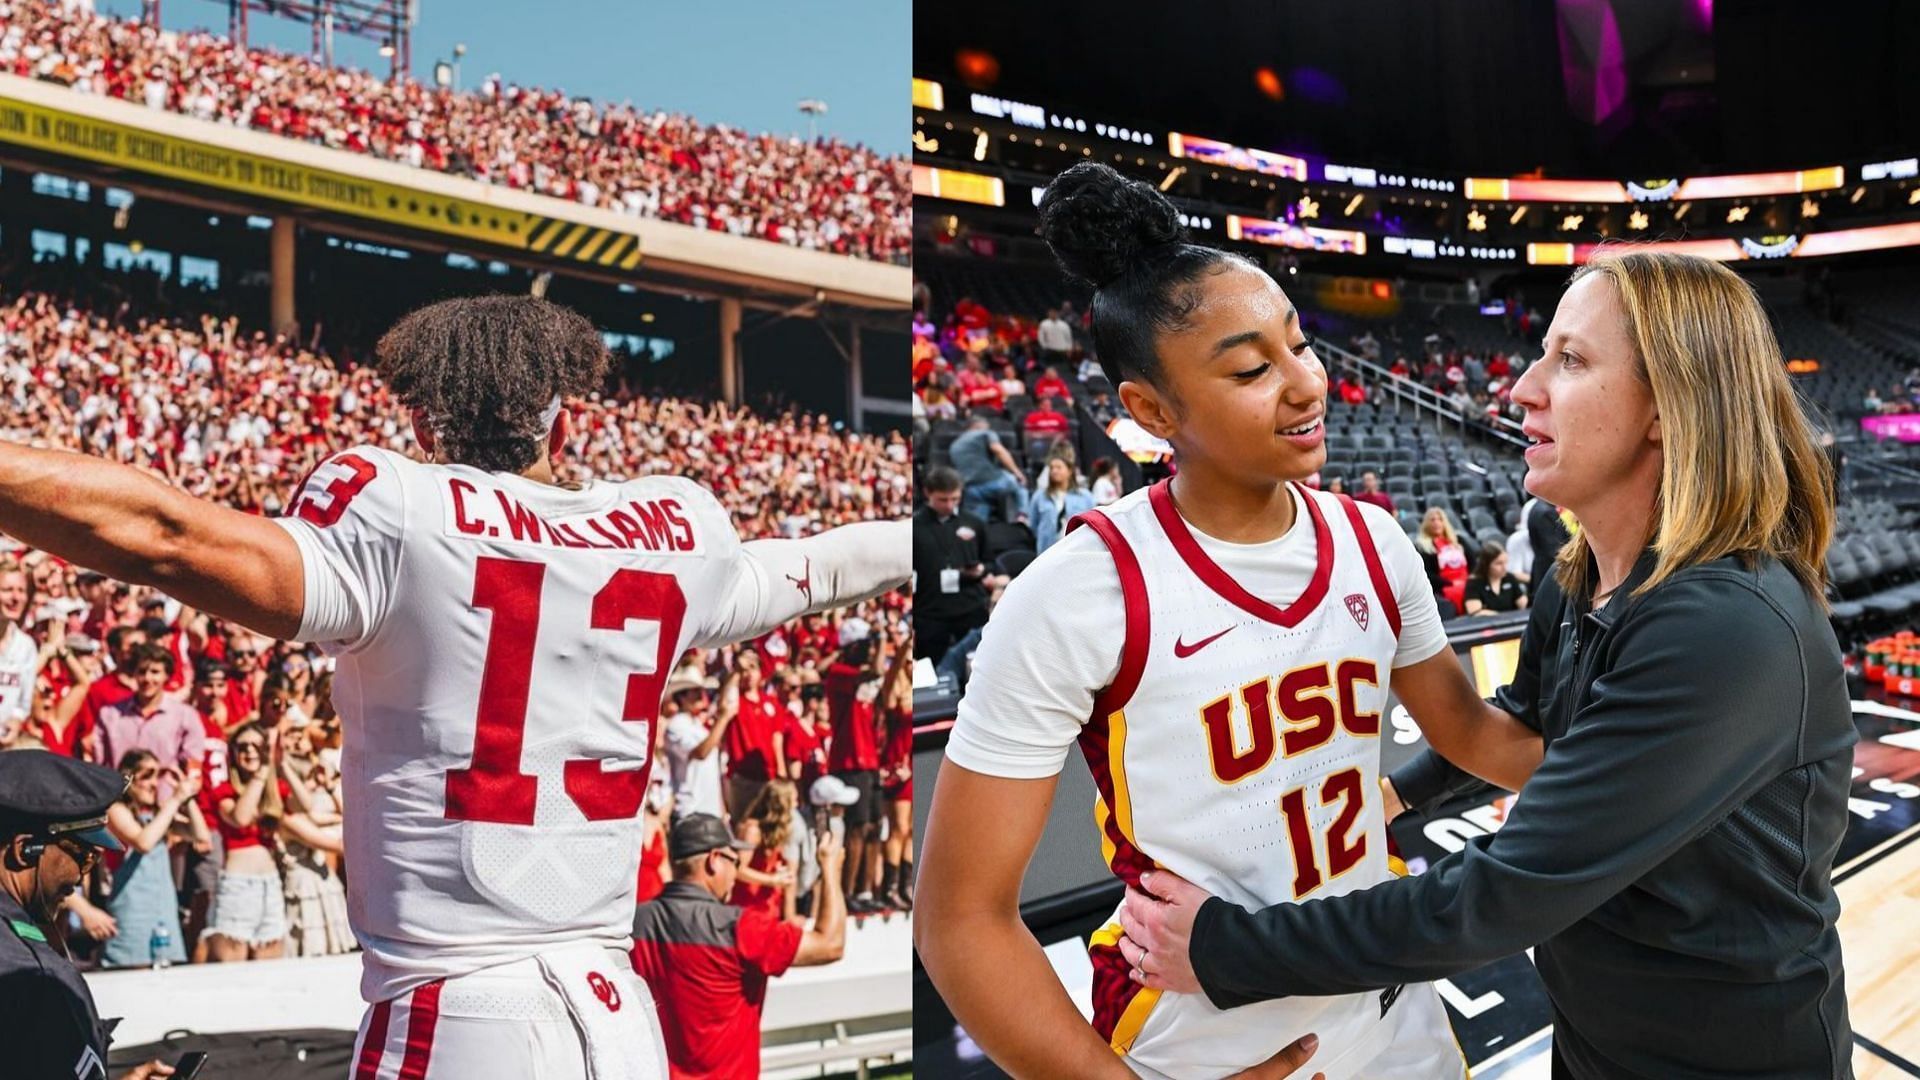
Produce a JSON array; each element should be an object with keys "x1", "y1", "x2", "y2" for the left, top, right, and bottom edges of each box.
[{"x1": 915, "y1": 0, "x2": 1920, "y2": 178}]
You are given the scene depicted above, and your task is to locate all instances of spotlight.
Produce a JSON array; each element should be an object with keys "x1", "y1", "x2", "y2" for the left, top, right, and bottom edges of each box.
[
  {"x1": 1466, "y1": 209, "x2": 1487, "y2": 232},
  {"x1": 1628, "y1": 210, "x2": 1648, "y2": 230}
]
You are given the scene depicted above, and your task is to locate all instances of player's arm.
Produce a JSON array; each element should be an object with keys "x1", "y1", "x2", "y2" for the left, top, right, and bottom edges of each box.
[
  {"x1": 1388, "y1": 648, "x2": 1541, "y2": 794},
  {"x1": 0, "y1": 444, "x2": 304, "y2": 639},
  {"x1": 920, "y1": 764, "x2": 1143, "y2": 1080},
  {"x1": 697, "y1": 519, "x2": 910, "y2": 648}
]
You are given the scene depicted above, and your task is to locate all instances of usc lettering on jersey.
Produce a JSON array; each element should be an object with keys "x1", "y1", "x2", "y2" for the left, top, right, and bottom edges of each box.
[
  {"x1": 1072, "y1": 480, "x2": 1455, "y2": 1080},
  {"x1": 275, "y1": 447, "x2": 756, "y2": 1003}
]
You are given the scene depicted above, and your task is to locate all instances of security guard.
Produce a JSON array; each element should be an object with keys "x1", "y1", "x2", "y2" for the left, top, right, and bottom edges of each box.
[{"x1": 0, "y1": 751, "x2": 176, "y2": 1080}]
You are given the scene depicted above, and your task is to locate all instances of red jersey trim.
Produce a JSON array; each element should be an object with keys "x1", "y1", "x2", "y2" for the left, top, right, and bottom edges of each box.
[
  {"x1": 1148, "y1": 479, "x2": 1334, "y2": 628},
  {"x1": 1065, "y1": 509, "x2": 1150, "y2": 718},
  {"x1": 1334, "y1": 493, "x2": 1403, "y2": 638}
]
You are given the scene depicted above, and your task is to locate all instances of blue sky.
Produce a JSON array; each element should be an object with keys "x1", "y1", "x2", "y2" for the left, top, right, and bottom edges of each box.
[{"x1": 97, "y1": 1, "x2": 905, "y2": 155}]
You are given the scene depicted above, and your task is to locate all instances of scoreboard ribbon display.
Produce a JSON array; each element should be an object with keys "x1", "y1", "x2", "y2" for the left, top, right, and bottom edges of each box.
[{"x1": 0, "y1": 90, "x2": 642, "y2": 270}]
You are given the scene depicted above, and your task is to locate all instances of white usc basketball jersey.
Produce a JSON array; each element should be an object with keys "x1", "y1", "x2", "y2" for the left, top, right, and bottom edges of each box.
[
  {"x1": 1072, "y1": 480, "x2": 1460, "y2": 1080},
  {"x1": 274, "y1": 447, "x2": 766, "y2": 1003}
]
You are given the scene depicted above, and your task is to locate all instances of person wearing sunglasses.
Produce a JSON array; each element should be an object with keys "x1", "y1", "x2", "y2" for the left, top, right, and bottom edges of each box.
[
  {"x1": 0, "y1": 750, "x2": 180, "y2": 1079},
  {"x1": 101, "y1": 750, "x2": 209, "y2": 968},
  {"x1": 629, "y1": 813, "x2": 847, "y2": 1080}
]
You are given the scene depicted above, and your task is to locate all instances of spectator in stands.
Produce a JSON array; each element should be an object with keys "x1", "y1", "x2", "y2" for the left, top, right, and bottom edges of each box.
[
  {"x1": 1416, "y1": 507, "x2": 1471, "y2": 617},
  {"x1": 824, "y1": 619, "x2": 884, "y2": 913},
  {"x1": 1354, "y1": 471, "x2": 1395, "y2": 514},
  {"x1": 948, "y1": 416, "x2": 1027, "y2": 525},
  {"x1": 204, "y1": 721, "x2": 289, "y2": 961},
  {"x1": 1089, "y1": 457, "x2": 1123, "y2": 506},
  {"x1": 0, "y1": 563, "x2": 39, "y2": 743},
  {"x1": 630, "y1": 813, "x2": 846, "y2": 1080},
  {"x1": 956, "y1": 355, "x2": 1006, "y2": 413},
  {"x1": 57, "y1": 624, "x2": 146, "y2": 759},
  {"x1": 1020, "y1": 395, "x2": 1073, "y2": 459},
  {"x1": 91, "y1": 645, "x2": 204, "y2": 800},
  {"x1": 661, "y1": 667, "x2": 730, "y2": 824},
  {"x1": 100, "y1": 749, "x2": 207, "y2": 967},
  {"x1": 730, "y1": 781, "x2": 799, "y2": 921},
  {"x1": 920, "y1": 378, "x2": 959, "y2": 422},
  {"x1": 1027, "y1": 450, "x2": 1093, "y2": 549},
  {"x1": 995, "y1": 360, "x2": 1028, "y2": 402},
  {"x1": 1081, "y1": 381, "x2": 1117, "y2": 428},
  {"x1": 1032, "y1": 366, "x2": 1072, "y2": 405},
  {"x1": 1463, "y1": 543, "x2": 1528, "y2": 616},
  {"x1": 278, "y1": 754, "x2": 350, "y2": 957},
  {"x1": 878, "y1": 634, "x2": 914, "y2": 912},
  {"x1": 913, "y1": 467, "x2": 995, "y2": 662},
  {"x1": 1505, "y1": 507, "x2": 1535, "y2": 585},
  {"x1": 722, "y1": 652, "x2": 786, "y2": 824},
  {"x1": 637, "y1": 779, "x2": 673, "y2": 905},
  {"x1": 1324, "y1": 476, "x2": 1347, "y2": 495},
  {"x1": 1038, "y1": 309, "x2": 1075, "y2": 368}
]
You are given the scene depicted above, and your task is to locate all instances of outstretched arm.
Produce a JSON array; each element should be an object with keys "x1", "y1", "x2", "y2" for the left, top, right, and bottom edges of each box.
[
  {"x1": 697, "y1": 520, "x2": 909, "y2": 648},
  {"x1": 0, "y1": 444, "x2": 304, "y2": 639}
]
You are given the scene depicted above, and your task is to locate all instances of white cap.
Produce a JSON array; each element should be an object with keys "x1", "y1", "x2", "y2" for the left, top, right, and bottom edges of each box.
[
  {"x1": 809, "y1": 775, "x2": 860, "y2": 807},
  {"x1": 837, "y1": 618, "x2": 873, "y2": 648}
]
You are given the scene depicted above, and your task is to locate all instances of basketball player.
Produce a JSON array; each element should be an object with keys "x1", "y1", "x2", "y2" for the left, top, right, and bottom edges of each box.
[
  {"x1": 916, "y1": 164, "x2": 1532, "y2": 1079},
  {"x1": 0, "y1": 296, "x2": 909, "y2": 1078}
]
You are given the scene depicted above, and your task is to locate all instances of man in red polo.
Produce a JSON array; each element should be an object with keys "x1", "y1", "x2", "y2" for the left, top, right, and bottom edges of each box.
[{"x1": 629, "y1": 814, "x2": 846, "y2": 1079}]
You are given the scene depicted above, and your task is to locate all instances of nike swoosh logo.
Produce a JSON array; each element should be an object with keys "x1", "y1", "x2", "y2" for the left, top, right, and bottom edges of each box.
[{"x1": 1173, "y1": 626, "x2": 1234, "y2": 658}]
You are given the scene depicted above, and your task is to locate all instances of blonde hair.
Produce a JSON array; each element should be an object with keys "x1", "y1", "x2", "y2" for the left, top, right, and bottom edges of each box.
[
  {"x1": 1553, "y1": 250, "x2": 1833, "y2": 603},
  {"x1": 746, "y1": 780, "x2": 797, "y2": 853},
  {"x1": 1414, "y1": 507, "x2": 1458, "y2": 553}
]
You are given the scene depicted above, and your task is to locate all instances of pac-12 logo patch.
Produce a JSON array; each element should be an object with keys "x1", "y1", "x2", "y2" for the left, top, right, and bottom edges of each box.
[
  {"x1": 587, "y1": 970, "x2": 622, "y2": 1012},
  {"x1": 1345, "y1": 593, "x2": 1371, "y2": 631}
]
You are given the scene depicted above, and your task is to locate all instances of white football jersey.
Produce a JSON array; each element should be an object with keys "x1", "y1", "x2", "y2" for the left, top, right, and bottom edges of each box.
[
  {"x1": 1071, "y1": 481, "x2": 1458, "y2": 1079},
  {"x1": 275, "y1": 446, "x2": 774, "y2": 1002}
]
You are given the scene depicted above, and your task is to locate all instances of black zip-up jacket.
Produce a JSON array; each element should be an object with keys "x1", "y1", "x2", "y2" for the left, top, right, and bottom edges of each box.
[{"x1": 1190, "y1": 550, "x2": 1857, "y2": 1079}]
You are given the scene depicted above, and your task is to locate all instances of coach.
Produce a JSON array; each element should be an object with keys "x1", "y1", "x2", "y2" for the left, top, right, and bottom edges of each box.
[
  {"x1": 630, "y1": 813, "x2": 848, "y2": 1079},
  {"x1": 1117, "y1": 252, "x2": 1857, "y2": 1078}
]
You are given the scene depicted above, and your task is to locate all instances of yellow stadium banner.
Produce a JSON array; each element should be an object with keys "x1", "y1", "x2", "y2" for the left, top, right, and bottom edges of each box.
[{"x1": 0, "y1": 92, "x2": 638, "y2": 269}]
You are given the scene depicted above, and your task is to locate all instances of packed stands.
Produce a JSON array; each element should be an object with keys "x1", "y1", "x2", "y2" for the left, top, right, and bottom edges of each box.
[{"x1": 0, "y1": 0, "x2": 911, "y2": 262}]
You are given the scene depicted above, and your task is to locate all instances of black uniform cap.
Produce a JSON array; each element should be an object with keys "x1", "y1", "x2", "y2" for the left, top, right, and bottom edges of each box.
[{"x1": 0, "y1": 751, "x2": 127, "y2": 852}]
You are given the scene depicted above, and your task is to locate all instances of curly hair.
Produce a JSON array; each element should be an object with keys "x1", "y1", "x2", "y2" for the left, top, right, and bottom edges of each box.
[{"x1": 376, "y1": 295, "x2": 610, "y2": 473}]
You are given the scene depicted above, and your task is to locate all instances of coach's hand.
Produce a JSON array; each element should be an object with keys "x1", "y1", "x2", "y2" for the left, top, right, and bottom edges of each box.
[
  {"x1": 1116, "y1": 868, "x2": 1214, "y2": 995},
  {"x1": 1225, "y1": 1033, "x2": 1325, "y2": 1080}
]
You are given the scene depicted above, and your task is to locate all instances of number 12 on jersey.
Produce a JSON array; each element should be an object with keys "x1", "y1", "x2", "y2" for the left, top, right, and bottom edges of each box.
[
  {"x1": 1278, "y1": 766, "x2": 1368, "y2": 899},
  {"x1": 445, "y1": 556, "x2": 686, "y2": 826}
]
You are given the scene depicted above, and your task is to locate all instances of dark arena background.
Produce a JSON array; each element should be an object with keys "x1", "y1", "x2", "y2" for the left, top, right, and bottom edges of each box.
[
  {"x1": 910, "y1": 2, "x2": 1920, "y2": 1076},
  {"x1": 0, "y1": 0, "x2": 913, "y2": 1076}
]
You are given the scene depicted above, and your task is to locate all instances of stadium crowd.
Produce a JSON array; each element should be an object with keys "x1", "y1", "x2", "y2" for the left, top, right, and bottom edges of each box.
[
  {"x1": 0, "y1": 264, "x2": 916, "y2": 979},
  {"x1": 0, "y1": 0, "x2": 911, "y2": 262}
]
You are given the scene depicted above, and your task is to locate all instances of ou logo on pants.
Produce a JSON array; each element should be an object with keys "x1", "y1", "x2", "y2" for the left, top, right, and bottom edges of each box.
[{"x1": 587, "y1": 971, "x2": 622, "y2": 1012}]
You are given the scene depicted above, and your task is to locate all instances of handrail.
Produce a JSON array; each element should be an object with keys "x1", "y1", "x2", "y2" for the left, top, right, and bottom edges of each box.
[{"x1": 1318, "y1": 339, "x2": 1531, "y2": 452}]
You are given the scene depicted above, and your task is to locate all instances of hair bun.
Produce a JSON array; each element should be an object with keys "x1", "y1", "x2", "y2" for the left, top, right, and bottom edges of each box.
[{"x1": 1038, "y1": 162, "x2": 1187, "y2": 288}]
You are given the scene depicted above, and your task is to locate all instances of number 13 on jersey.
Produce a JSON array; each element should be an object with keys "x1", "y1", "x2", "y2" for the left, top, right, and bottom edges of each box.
[{"x1": 444, "y1": 556, "x2": 686, "y2": 825}]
